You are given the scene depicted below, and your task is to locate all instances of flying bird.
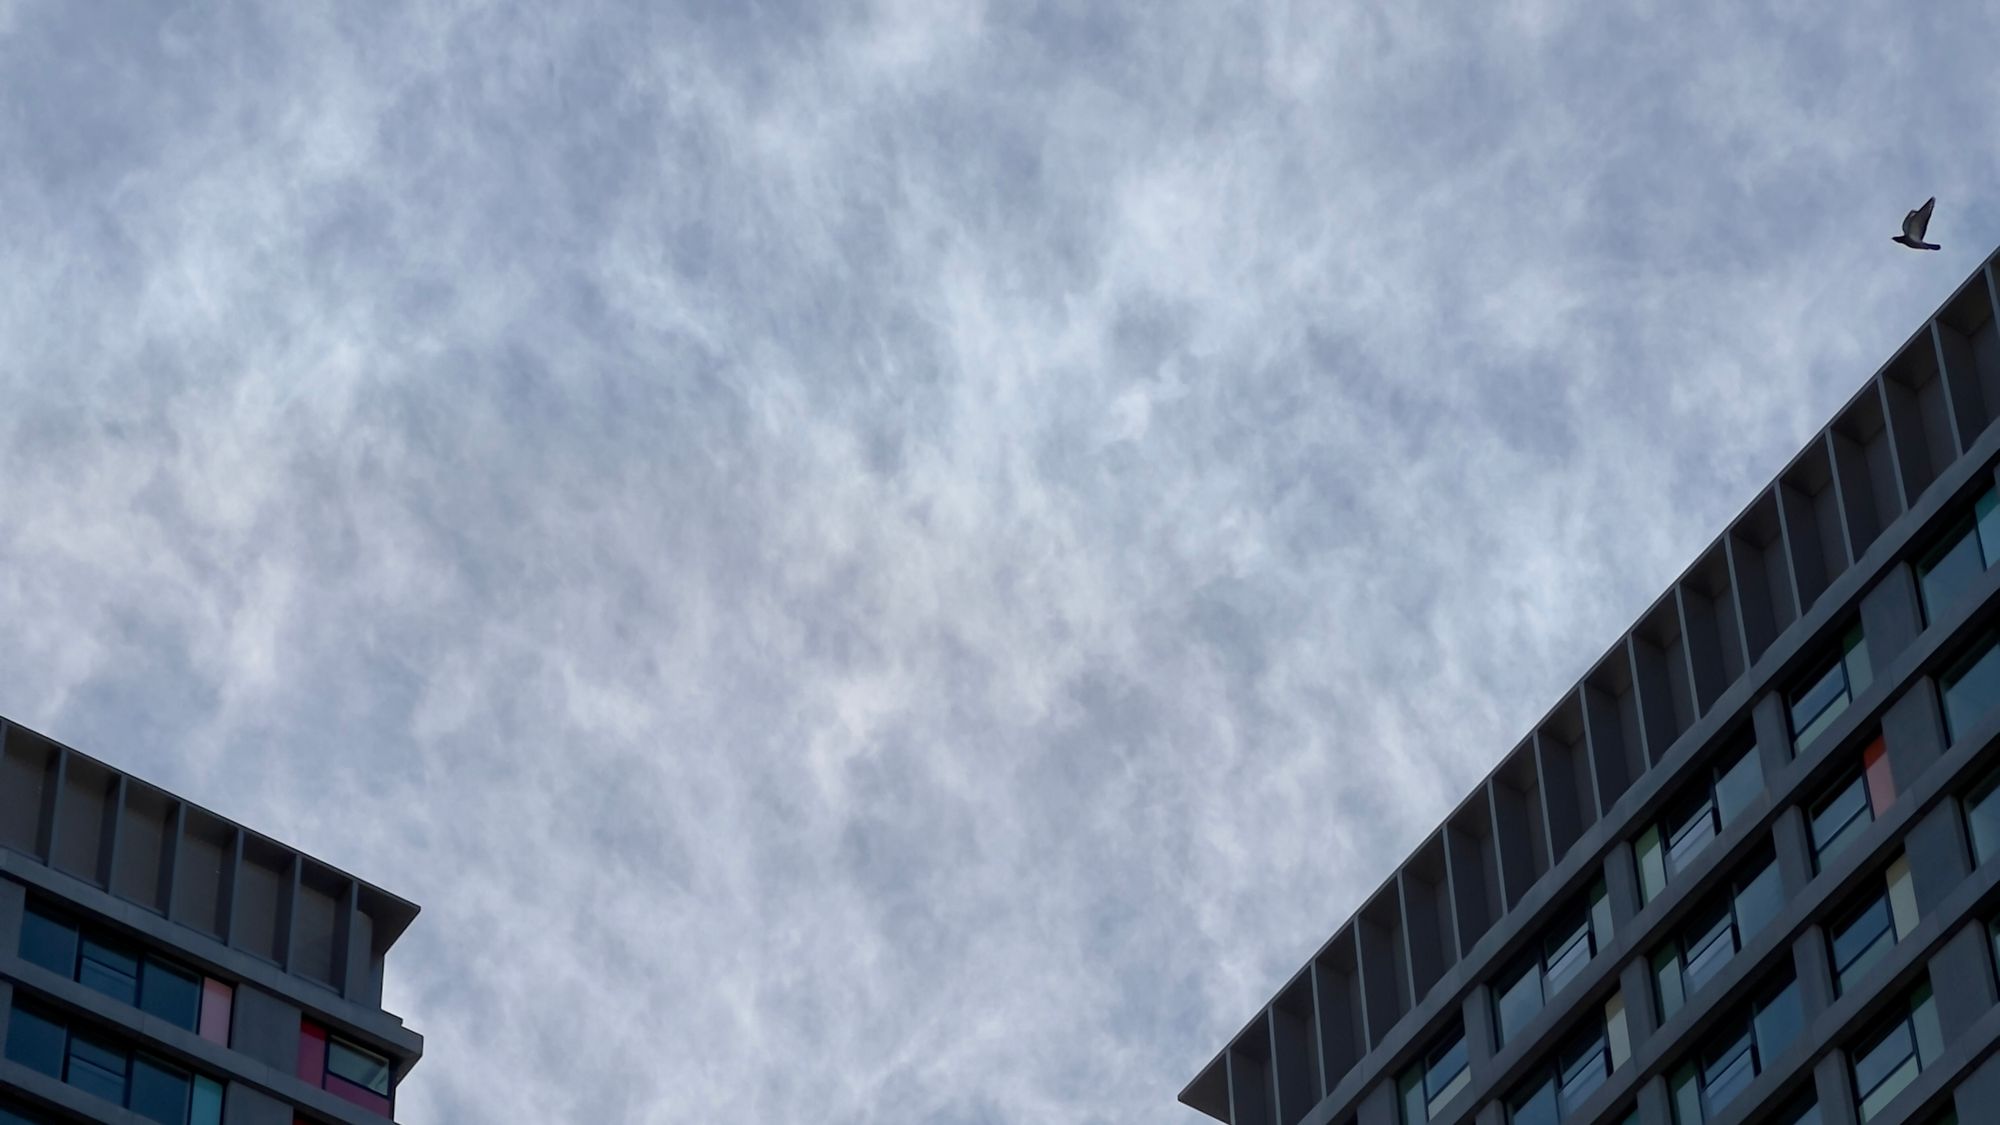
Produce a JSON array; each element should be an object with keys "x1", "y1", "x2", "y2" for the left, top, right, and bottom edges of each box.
[{"x1": 1894, "y1": 197, "x2": 1941, "y2": 250}]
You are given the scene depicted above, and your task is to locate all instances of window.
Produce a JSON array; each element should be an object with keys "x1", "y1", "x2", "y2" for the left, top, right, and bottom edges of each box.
[
  {"x1": 1652, "y1": 850, "x2": 1782, "y2": 1019},
  {"x1": 14, "y1": 901, "x2": 233, "y2": 1045},
  {"x1": 1942, "y1": 631, "x2": 2000, "y2": 742},
  {"x1": 1668, "y1": 972, "x2": 1804, "y2": 1123},
  {"x1": 1398, "y1": 1027, "x2": 1471, "y2": 1123},
  {"x1": 1810, "y1": 751, "x2": 1892, "y2": 871},
  {"x1": 1, "y1": 1000, "x2": 222, "y2": 1125},
  {"x1": 1917, "y1": 487, "x2": 2000, "y2": 623},
  {"x1": 299, "y1": 1019, "x2": 395, "y2": 1117},
  {"x1": 1635, "y1": 739, "x2": 1764, "y2": 904},
  {"x1": 1493, "y1": 880, "x2": 1614, "y2": 1045},
  {"x1": 1828, "y1": 855, "x2": 1920, "y2": 994},
  {"x1": 1791, "y1": 624, "x2": 1871, "y2": 753},
  {"x1": 1966, "y1": 763, "x2": 2000, "y2": 864},
  {"x1": 1768, "y1": 1090, "x2": 1824, "y2": 1125},
  {"x1": 1506, "y1": 996, "x2": 1628, "y2": 1125},
  {"x1": 1850, "y1": 982, "x2": 1944, "y2": 1121}
]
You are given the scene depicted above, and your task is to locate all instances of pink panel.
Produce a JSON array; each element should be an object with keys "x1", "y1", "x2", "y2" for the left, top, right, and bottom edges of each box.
[
  {"x1": 298, "y1": 1020, "x2": 328, "y2": 1086},
  {"x1": 199, "y1": 978, "x2": 234, "y2": 1046},
  {"x1": 1863, "y1": 737, "x2": 1895, "y2": 815},
  {"x1": 326, "y1": 1074, "x2": 394, "y2": 1117}
]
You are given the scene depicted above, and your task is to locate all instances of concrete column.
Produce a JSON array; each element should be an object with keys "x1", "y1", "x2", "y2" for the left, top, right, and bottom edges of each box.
[
  {"x1": 0, "y1": 876, "x2": 25, "y2": 951},
  {"x1": 229, "y1": 983, "x2": 302, "y2": 1077},
  {"x1": 1880, "y1": 680, "x2": 1948, "y2": 799},
  {"x1": 1900, "y1": 802, "x2": 1972, "y2": 916},
  {"x1": 222, "y1": 1082, "x2": 294, "y2": 1125},
  {"x1": 1634, "y1": 1073, "x2": 1672, "y2": 1125},
  {"x1": 1811, "y1": 1050, "x2": 1861, "y2": 1125},
  {"x1": 1859, "y1": 566, "x2": 1924, "y2": 679},
  {"x1": 1751, "y1": 692, "x2": 1794, "y2": 791},
  {"x1": 1926, "y1": 923, "x2": 1999, "y2": 1042},
  {"x1": 1791, "y1": 928, "x2": 1837, "y2": 1023},
  {"x1": 1772, "y1": 806, "x2": 1815, "y2": 899},
  {"x1": 1619, "y1": 955, "x2": 1661, "y2": 1050},
  {"x1": 1353, "y1": 1078, "x2": 1398, "y2": 1125},
  {"x1": 1954, "y1": 1049, "x2": 2000, "y2": 1124},
  {"x1": 1605, "y1": 843, "x2": 1642, "y2": 930},
  {"x1": 1462, "y1": 986, "x2": 1497, "y2": 1074}
]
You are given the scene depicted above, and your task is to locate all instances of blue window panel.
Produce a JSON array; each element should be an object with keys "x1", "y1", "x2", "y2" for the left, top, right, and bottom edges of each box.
[
  {"x1": 130, "y1": 1055, "x2": 192, "y2": 1125},
  {"x1": 189, "y1": 1077, "x2": 223, "y2": 1125},
  {"x1": 65, "y1": 1031, "x2": 129, "y2": 1106},
  {"x1": 3, "y1": 1005, "x2": 66, "y2": 1079},
  {"x1": 17, "y1": 907, "x2": 77, "y2": 978},
  {"x1": 1943, "y1": 636, "x2": 2000, "y2": 742},
  {"x1": 78, "y1": 937, "x2": 140, "y2": 1007},
  {"x1": 140, "y1": 960, "x2": 203, "y2": 1032}
]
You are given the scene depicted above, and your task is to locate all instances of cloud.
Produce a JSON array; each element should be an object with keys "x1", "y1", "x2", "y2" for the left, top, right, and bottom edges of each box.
[{"x1": 0, "y1": 1, "x2": 1997, "y2": 1121}]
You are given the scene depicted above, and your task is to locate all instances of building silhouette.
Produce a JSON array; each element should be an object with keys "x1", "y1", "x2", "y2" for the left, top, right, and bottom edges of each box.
[
  {"x1": 1183, "y1": 251, "x2": 2000, "y2": 1125},
  {"x1": 0, "y1": 725, "x2": 421, "y2": 1124}
]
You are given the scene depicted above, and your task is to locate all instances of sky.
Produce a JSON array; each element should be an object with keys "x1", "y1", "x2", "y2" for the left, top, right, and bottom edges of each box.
[{"x1": 1, "y1": 3, "x2": 1998, "y2": 1122}]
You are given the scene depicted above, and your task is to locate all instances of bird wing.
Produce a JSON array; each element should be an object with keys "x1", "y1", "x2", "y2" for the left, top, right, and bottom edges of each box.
[{"x1": 1905, "y1": 197, "x2": 1936, "y2": 239}]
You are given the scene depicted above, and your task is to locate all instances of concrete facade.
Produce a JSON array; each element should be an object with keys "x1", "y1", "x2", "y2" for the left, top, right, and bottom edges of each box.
[
  {"x1": 1181, "y1": 252, "x2": 2000, "y2": 1125},
  {"x1": 0, "y1": 726, "x2": 421, "y2": 1124}
]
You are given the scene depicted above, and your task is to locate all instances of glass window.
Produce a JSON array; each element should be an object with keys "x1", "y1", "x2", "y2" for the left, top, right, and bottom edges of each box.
[
  {"x1": 1493, "y1": 881, "x2": 1611, "y2": 1046},
  {"x1": 1638, "y1": 740, "x2": 1761, "y2": 905},
  {"x1": 1653, "y1": 851, "x2": 1778, "y2": 1020},
  {"x1": 1852, "y1": 984, "x2": 1942, "y2": 1122},
  {"x1": 1666, "y1": 970, "x2": 1798, "y2": 1123},
  {"x1": 1943, "y1": 632, "x2": 2000, "y2": 742},
  {"x1": 1919, "y1": 512, "x2": 1986, "y2": 622},
  {"x1": 1830, "y1": 893, "x2": 1896, "y2": 993},
  {"x1": 1733, "y1": 857, "x2": 1784, "y2": 940},
  {"x1": 3, "y1": 1003, "x2": 66, "y2": 1079},
  {"x1": 328, "y1": 1036, "x2": 395, "y2": 1098},
  {"x1": 65, "y1": 1030, "x2": 129, "y2": 1106},
  {"x1": 190, "y1": 1075, "x2": 223, "y2": 1125},
  {"x1": 140, "y1": 960, "x2": 202, "y2": 1032},
  {"x1": 78, "y1": 936, "x2": 140, "y2": 1007},
  {"x1": 129, "y1": 1055, "x2": 191, "y2": 1125},
  {"x1": 1510, "y1": 1076, "x2": 1558, "y2": 1125},
  {"x1": 1770, "y1": 1091, "x2": 1823, "y2": 1125},
  {"x1": 17, "y1": 905, "x2": 78, "y2": 978},
  {"x1": 1792, "y1": 626, "x2": 1869, "y2": 752},
  {"x1": 1811, "y1": 771, "x2": 1873, "y2": 868},
  {"x1": 1557, "y1": 1024, "x2": 1610, "y2": 1114},
  {"x1": 1968, "y1": 764, "x2": 2000, "y2": 864}
]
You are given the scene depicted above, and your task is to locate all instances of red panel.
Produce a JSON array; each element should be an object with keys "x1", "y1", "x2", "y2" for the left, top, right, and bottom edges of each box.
[
  {"x1": 1863, "y1": 736, "x2": 1895, "y2": 815},
  {"x1": 199, "y1": 978, "x2": 234, "y2": 1046},
  {"x1": 327, "y1": 1073, "x2": 394, "y2": 1117},
  {"x1": 298, "y1": 1019, "x2": 328, "y2": 1086}
]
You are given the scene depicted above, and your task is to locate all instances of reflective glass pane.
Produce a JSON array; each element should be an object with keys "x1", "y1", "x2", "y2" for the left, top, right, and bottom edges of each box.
[
  {"x1": 1919, "y1": 520, "x2": 1982, "y2": 622},
  {"x1": 140, "y1": 960, "x2": 202, "y2": 1032},
  {"x1": 1754, "y1": 980, "x2": 1804, "y2": 1060},
  {"x1": 1911, "y1": 987, "x2": 1942, "y2": 1067},
  {"x1": 1969, "y1": 769, "x2": 2000, "y2": 863},
  {"x1": 1670, "y1": 1063, "x2": 1703, "y2": 1125},
  {"x1": 17, "y1": 906, "x2": 77, "y2": 978},
  {"x1": 326, "y1": 1038, "x2": 393, "y2": 1096},
  {"x1": 1428, "y1": 1034, "x2": 1467, "y2": 1096},
  {"x1": 1832, "y1": 897, "x2": 1895, "y2": 979},
  {"x1": 1589, "y1": 881, "x2": 1615, "y2": 948},
  {"x1": 1495, "y1": 961, "x2": 1544, "y2": 1045},
  {"x1": 1666, "y1": 805, "x2": 1718, "y2": 876},
  {"x1": 1545, "y1": 925, "x2": 1592, "y2": 994},
  {"x1": 66, "y1": 1032, "x2": 129, "y2": 1105},
  {"x1": 1853, "y1": 1022, "x2": 1915, "y2": 1102},
  {"x1": 129, "y1": 1054, "x2": 191, "y2": 1125},
  {"x1": 1401, "y1": 1067, "x2": 1425, "y2": 1125},
  {"x1": 1429, "y1": 1067, "x2": 1470, "y2": 1118},
  {"x1": 1636, "y1": 828, "x2": 1668, "y2": 903},
  {"x1": 190, "y1": 1076, "x2": 223, "y2": 1125},
  {"x1": 1845, "y1": 625, "x2": 1873, "y2": 695},
  {"x1": 1510, "y1": 1077, "x2": 1558, "y2": 1125},
  {"x1": 1703, "y1": 1046, "x2": 1755, "y2": 1113},
  {"x1": 3, "y1": 1004, "x2": 66, "y2": 1078},
  {"x1": 1943, "y1": 636, "x2": 2000, "y2": 741},
  {"x1": 1859, "y1": 1057, "x2": 1917, "y2": 1122},
  {"x1": 1715, "y1": 748, "x2": 1762, "y2": 826},
  {"x1": 1681, "y1": 909, "x2": 1737, "y2": 994},
  {"x1": 1733, "y1": 860, "x2": 1784, "y2": 940},
  {"x1": 1558, "y1": 1032, "x2": 1608, "y2": 1112},
  {"x1": 1812, "y1": 777, "x2": 1870, "y2": 864},
  {"x1": 1654, "y1": 945, "x2": 1686, "y2": 1020},
  {"x1": 78, "y1": 937, "x2": 140, "y2": 1006}
]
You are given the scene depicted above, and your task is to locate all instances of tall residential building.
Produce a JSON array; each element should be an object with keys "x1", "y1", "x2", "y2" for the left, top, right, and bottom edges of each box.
[
  {"x1": 1181, "y1": 251, "x2": 2000, "y2": 1125},
  {"x1": 0, "y1": 724, "x2": 422, "y2": 1124}
]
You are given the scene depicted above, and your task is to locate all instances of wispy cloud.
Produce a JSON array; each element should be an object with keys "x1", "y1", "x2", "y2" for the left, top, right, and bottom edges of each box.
[{"x1": 0, "y1": 2, "x2": 1996, "y2": 1121}]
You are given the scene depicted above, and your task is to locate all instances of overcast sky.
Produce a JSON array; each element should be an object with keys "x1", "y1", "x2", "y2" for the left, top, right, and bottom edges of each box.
[{"x1": 1, "y1": 3, "x2": 1998, "y2": 1122}]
